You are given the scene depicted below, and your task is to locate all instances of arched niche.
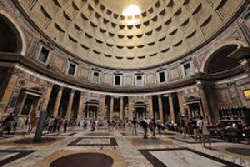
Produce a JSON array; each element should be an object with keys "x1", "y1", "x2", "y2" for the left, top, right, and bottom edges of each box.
[
  {"x1": 0, "y1": 14, "x2": 22, "y2": 53},
  {"x1": 204, "y1": 45, "x2": 241, "y2": 74}
]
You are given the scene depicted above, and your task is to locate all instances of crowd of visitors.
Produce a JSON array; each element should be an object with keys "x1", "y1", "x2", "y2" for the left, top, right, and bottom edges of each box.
[
  {"x1": 1, "y1": 111, "x2": 248, "y2": 149},
  {"x1": 45, "y1": 116, "x2": 69, "y2": 133}
]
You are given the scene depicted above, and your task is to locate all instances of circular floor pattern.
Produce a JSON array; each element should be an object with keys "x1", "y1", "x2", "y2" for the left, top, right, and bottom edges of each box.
[
  {"x1": 225, "y1": 147, "x2": 250, "y2": 156},
  {"x1": 50, "y1": 153, "x2": 114, "y2": 167}
]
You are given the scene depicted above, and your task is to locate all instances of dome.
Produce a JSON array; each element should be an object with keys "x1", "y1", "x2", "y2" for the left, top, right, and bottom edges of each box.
[{"x1": 16, "y1": 0, "x2": 244, "y2": 69}]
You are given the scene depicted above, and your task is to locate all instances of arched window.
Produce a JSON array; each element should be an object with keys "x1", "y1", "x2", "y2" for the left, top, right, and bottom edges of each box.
[
  {"x1": 206, "y1": 45, "x2": 240, "y2": 74},
  {"x1": 0, "y1": 14, "x2": 22, "y2": 53}
]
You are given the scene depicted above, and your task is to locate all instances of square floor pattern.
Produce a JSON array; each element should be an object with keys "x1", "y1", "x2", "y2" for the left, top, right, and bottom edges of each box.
[
  {"x1": 140, "y1": 148, "x2": 241, "y2": 167},
  {"x1": 68, "y1": 137, "x2": 118, "y2": 146}
]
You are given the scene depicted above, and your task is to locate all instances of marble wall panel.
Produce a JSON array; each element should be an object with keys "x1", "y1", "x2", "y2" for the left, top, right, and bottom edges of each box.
[
  {"x1": 78, "y1": 67, "x2": 88, "y2": 80},
  {"x1": 146, "y1": 73, "x2": 155, "y2": 85},
  {"x1": 168, "y1": 67, "x2": 180, "y2": 81},
  {"x1": 104, "y1": 74, "x2": 112, "y2": 85},
  {"x1": 52, "y1": 55, "x2": 65, "y2": 71},
  {"x1": 124, "y1": 75, "x2": 132, "y2": 86}
]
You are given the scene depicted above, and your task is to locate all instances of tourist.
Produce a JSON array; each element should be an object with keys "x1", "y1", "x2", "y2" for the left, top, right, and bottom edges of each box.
[
  {"x1": 196, "y1": 116, "x2": 203, "y2": 140},
  {"x1": 132, "y1": 117, "x2": 137, "y2": 135},
  {"x1": 63, "y1": 116, "x2": 69, "y2": 133},
  {"x1": 156, "y1": 120, "x2": 162, "y2": 134},
  {"x1": 201, "y1": 117, "x2": 211, "y2": 148},
  {"x1": 4, "y1": 113, "x2": 14, "y2": 135},
  {"x1": 83, "y1": 119, "x2": 87, "y2": 129},
  {"x1": 112, "y1": 120, "x2": 116, "y2": 130},
  {"x1": 180, "y1": 118, "x2": 186, "y2": 138},
  {"x1": 53, "y1": 116, "x2": 59, "y2": 133},
  {"x1": 48, "y1": 116, "x2": 55, "y2": 133},
  {"x1": 28, "y1": 115, "x2": 38, "y2": 134},
  {"x1": 149, "y1": 118, "x2": 156, "y2": 138},
  {"x1": 57, "y1": 116, "x2": 63, "y2": 133},
  {"x1": 141, "y1": 118, "x2": 148, "y2": 138}
]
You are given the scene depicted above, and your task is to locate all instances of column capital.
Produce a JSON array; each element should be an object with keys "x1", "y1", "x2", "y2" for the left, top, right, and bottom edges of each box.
[
  {"x1": 70, "y1": 89, "x2": 75, "y2": 94},
  {"x1": 80, "y1": 91, "x2": 86, "y2": 96},
  {"x1": 45, "y1": 81, "x2": 53, "y2": 88},
  {"x1": 58, "y1": 85, "x2": 64, "y2": 91}
]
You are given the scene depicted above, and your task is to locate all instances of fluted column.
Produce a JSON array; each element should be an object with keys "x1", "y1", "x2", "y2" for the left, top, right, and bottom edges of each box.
[
  {"x1": 128, "y1": 97, "x2": 133, "y2": 118},
  {"x1": 66, "y1": 89, "x2": 75, "y2": 117},
  {"x1": 148, "y1": 96, "x2": 154, "y2": 118},
  {"x1": 110, "y1": 96, "x2": 114, "y2": 120},
  {"x1": 169, "y1": 93, "x2": 175, "y2": 123},
  {"x1": 120, "y1": 96, "x2": 124, "y2": 120},
  {"x1": 177, "y1": 91, "x2": 185, "y2": 117},
  {"x1": 100, "y1": 95, "x2": 106, "y2": 119},
  {"x1": 158, "y1": 95, "x2": 164, "y2": 122},
  {"x1": 77, "y1": 92, "x2": 86, "y2": 121},
  {"x1": 53, "y1": 86, "x2": 63, "y2": 116}
]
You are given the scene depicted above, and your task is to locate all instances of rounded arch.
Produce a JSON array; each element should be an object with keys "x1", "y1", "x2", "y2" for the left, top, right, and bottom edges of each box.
[
  {"x1": 0, "y1": 10, "x2": 26, "y2": 55},
  {"x1": 202, "y1": 43, "x2": 243, "y2": 74},
  {"x1": 135, "y1": 101, "x2": 146, "y2": 106}
]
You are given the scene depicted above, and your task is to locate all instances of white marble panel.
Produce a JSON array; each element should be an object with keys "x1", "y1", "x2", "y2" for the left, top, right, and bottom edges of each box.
[
  {"x1": 149, "y1": 150, "x2": 225, "y2": 167},
  {"x1": 0, "y1": 152, "x2": 19, "y2": 161},
  {"x1": 76, "y1": 138, "x2": 110, "y2": 145}
]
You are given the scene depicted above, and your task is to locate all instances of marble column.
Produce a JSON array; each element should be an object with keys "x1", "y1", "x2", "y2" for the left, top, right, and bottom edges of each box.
[
  {"x1": 53, "y1": 86, "x2": 63, "y2": 116},
  {"x1": 33, "y1": 98, "x2": 41, "y2": 116},
  {"x1": 158, "y1": 95, "x2": 164, "y2": 122},
  {"x1": 169, "y1": 93, "x2": 175, "y2": 123},
  {"x1": 77, "y1": 92, "x2": 86, "y2": 122},
  {"x1": 197, "y1": 81, "x2": 212, "y2": 125},
  {"x1": 177, "y1": 91, "x2": 185, "y2": 117},
  {"x1": 120, "y1": 96, "x2": 124, "y2": 120},
  {"x1": 186, "y1": 105, "x2": 192, "y2": 120},
  {"x1": 14, "y1": 93, "x2": 27, "y2": 115},
  {"x1": 66, "y1": 89, "x2": 75, "y2": 117},
  {"x1": 128, "y1": 97, "x2": 133, "y2": 118},
  {"x1": 100, "y1": 95, "x2": 106, "y2": 120},
  {"x1": 110, "y1": 96, "x2": 114, "y2": 120},
  {"x1": 41, "y1": 83, "x2": 53, "y2": 111},
  {"x1": 0, "y1": 71, "x2": 18, "y2": 114},
  {"x1": 148, "y1": 96, "x2": 154, "y2": 118}
]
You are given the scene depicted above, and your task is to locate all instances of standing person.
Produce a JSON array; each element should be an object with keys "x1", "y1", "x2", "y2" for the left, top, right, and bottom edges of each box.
[
  {"x1": 156, "y1": 120, "x2": 162, "y2": 134},
  {"x1": 141, "y1": 119, "x2": 147, "y2": 138},
  {"x1": 25, "y1": 116, "x2": 31, "y2": 134},
  {"x1": 132, "y1": 117, "x2": 137, "y2": 136},
  {"x1": 53, "y1": 116, "x2": 59, "y2": 133},
  {"x1": 57, "y1": 117, "x2": 63, "y2": 133},
  {"x1": 28, "y1": 115, "x2": 37, "y2": 134},
  {"x1": 48, "y1": 116, "x2": 55, "y2": 133},
  {"x1": 107, "y1": 120, "x2": 110, "y2": 131},
  {"x1": 83, "y1": 119, "x2": 87, "y2": 129},
  {"x1": 12, "y1": 114, "x2": 18, "y2": 135},
  {"x1": 180, "y1": 118, "x2": 186, "y2": 138},
  {"x1": 196, "y1": 116, "x2": 203, "y2": 141},
  {"x1": 149, "y1": 118, "x2": 156, "y2": 138},
  {"x1": 4, "y1": 113, "x2": 14, "y2": 135},
  {"x1": 63, "y1": 117, "x2": 69, "y2": 133},
  {"x1": 201, "y1": 117, "x2": 211, "y2": 148}
]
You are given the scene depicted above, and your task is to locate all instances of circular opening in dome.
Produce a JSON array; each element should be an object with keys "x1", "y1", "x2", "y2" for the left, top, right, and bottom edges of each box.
[{"x1": 123, "y1": 5, "x2": 141, "y2": 25}]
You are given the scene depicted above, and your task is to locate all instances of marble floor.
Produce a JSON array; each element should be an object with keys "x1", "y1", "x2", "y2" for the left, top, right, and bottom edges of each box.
[{"x1": 0, "y1": 126, "x2": 249, "y2": 167}]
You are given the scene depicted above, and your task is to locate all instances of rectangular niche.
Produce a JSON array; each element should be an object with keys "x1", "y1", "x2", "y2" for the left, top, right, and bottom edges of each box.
[
  {"x1": 135, "y1": 74, "x2": 144, "y2": 86},
  {"x1": 124, "y1": 75, "x2": 132, "y2": 86},
  {"x1": 114, "y1": 74, "x2": 122, "y2": 86}
]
